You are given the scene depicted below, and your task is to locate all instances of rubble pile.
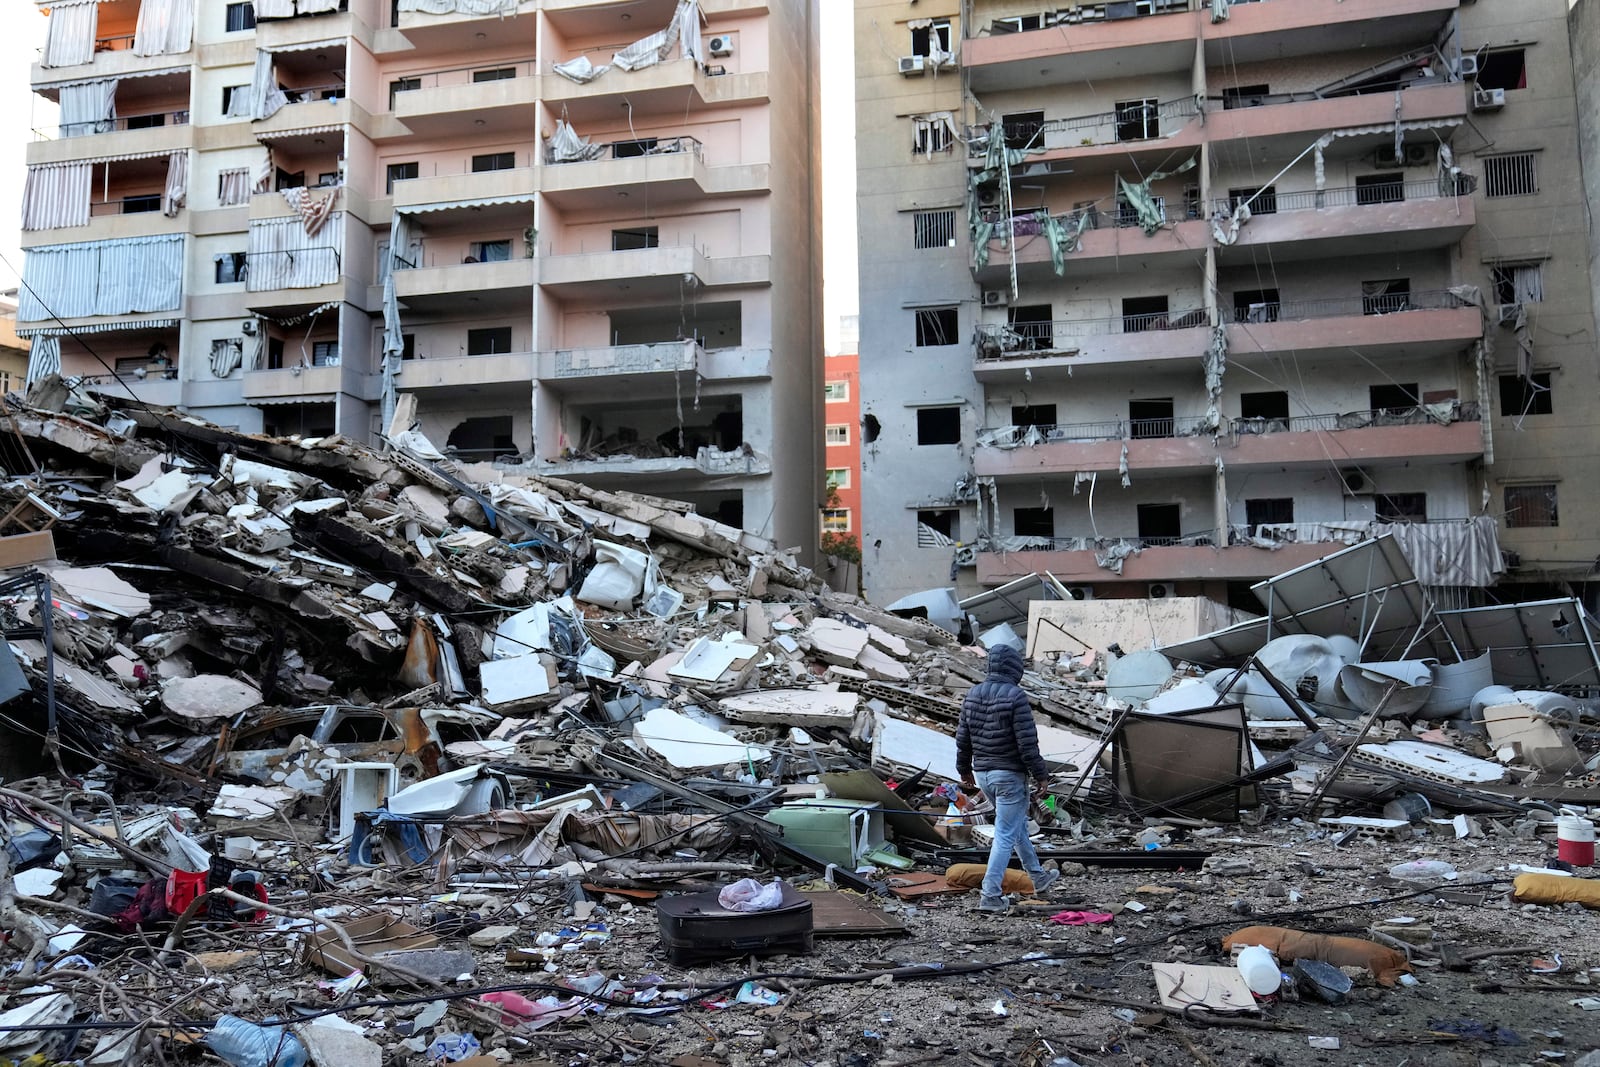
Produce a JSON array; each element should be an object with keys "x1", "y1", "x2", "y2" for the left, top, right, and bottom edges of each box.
[{"x1": 0, "y1": 380, "x2": 1597, "y2": 1065}]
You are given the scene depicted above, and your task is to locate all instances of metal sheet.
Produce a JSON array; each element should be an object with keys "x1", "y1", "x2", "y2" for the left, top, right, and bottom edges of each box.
[
  {"x1": 1437, "y1": 597, "x2": 1600, "y2": 689},
  {"x1": 1158, "y1": 617, "x2": 1270, "y2": 665},
  {"x1": 960, "y1": 572, "x2": 1068, "y2": 629}
]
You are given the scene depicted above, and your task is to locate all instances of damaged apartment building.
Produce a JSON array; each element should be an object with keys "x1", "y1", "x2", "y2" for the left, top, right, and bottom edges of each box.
[
  {"x1": 16, "y1": 0, "x2": 822, "y2": 553},
  {"x1": 854, "y1": 0, "x2": 1600, "y2": 606}
]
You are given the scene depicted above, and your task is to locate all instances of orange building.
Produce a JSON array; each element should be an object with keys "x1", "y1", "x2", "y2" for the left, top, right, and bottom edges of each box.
[{"x1": 821, "y1": 340, "x2": 860, "y2": 544}]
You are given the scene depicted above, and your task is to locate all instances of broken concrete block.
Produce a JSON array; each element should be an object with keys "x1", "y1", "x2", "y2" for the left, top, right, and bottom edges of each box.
[
  {"x1": 467, "y1": 925, "x2": 519, "y2": 948},
  {"x1": 298, "y1": 1015, "x2": 382, "y2": 1067},
  {"x1": 805, "y1": 618, "x2": 869, "y2": 666},
  {"x1": 161, "y1": 675, "x2": 263, "y2": 724}
]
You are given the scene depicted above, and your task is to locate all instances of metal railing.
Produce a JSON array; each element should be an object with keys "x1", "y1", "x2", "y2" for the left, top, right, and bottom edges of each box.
[
  {"x1": 1230, "y1": 402, "x2": 1480, "y2": 438},
  {"x1": 968, "y1": 97, "x2": 1201, "y2": 156},
  {"x1": 88, "y1": 198, "x2": 165, "y2": 217},
  {"x1": 974, "y1": 311, "x2": 1210, "y2": 358},
  {"x1": 243, "y1": 247, "x2": 342, "y2": 292},
  {"x1": 1222, "y1": 289, "x2": 1467, "y2": 323},
  {"x1": 1209, "y1": 178, "x2": 1473, "y2": 215},
  {"x1": 44, "y1": 110, "x2": 191, "y2": 141},
  {"x1": 969, "y1": 0, "x2": 1195, "y2": 39},
  {"x1": 279, "y1": 83, "x2": 347, "y2": 105},
  {"x1": 545, "y1": 135, "x2": 705, "y2": 166},
  {"x1": 91, "y1": 33, "x2": 137, "y2": 52},
  {"x1": 980, "y1": 415, "x2": 1216, "y2": 445},
  {"x1": 1227, "y1": 517, "x2": 1472, "y2": 546},
  {"x1": 392, "y1": 59, "x2": 536, "y2": 96},
  {"x1": 984, "y1": 531, "x2": 1217, "y2": 553}
]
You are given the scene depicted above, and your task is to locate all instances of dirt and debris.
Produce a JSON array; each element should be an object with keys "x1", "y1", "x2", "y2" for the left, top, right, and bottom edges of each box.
[{"x1": 0, "y1": 378, "x2": 1595, "y2": 1065}]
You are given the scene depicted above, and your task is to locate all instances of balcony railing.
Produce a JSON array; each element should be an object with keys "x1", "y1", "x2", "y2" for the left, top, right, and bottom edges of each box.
[
  {"x1": 969, "y1": 0, "x2": 1195, "y2": 39},
  {"x1": 545, "y1": 135, "x2": 704, "y2": 166},
  {"x1": 39, "y1": 110, "x2": 192, "y2": 141},
  {"x1": 392, "y1": 59, "x2": 536, "y2": 95},
  {"x1": 980, "y1": 415, "x2": 1216, "y2": 446},
  {"x1": 278, "y1": 84, "x2": 347, "y2": 106},
  {"x1": 1230, "y1": 402, "x2": 1479, "y2": 438},
  {"x1": 88, "y1": 198, "x2": 167, "y2": 217},
  {"x1": 1222, "y1": 289, "x2": 1468, "y2": 323},
  {"x1": 1209, "y1": 178, "x2": 1474, "y2": 216},
  {"x1": 981, "y1": 531, "x2": 1218, "y2": 553},
  {"x1": 975, "y1": 310, "x2": 1210, "y2": 358},
  {"x1": 967, "y1": 97, "x2": 1201, "y2": 156},
  {"x1": 979, "y1": 402, "x2": 1479, "y2": 449}
]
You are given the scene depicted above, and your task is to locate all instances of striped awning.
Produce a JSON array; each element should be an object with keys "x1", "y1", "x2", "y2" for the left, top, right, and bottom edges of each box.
[
  {"x1": 251, "y1": 301, "x2": 340, "y2": 326},
  {"x1": 256, "y1": 123, "x2": 346, "y2": 142},
  {"x1": 35, "y1": 65, "x2": 189, "y2": 91},
  {"x1": 16, "y1": 317, "x2": 179, "y2": 339},
  {"x1": 399, "y1": 194, "x2": 535, "y2": 215},
  {"x1": 249, "y1": 394, "x2": 336, "y2": 406}
]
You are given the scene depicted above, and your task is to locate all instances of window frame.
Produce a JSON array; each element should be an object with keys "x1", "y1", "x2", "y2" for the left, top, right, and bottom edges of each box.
[
  {"x1": 388, "y1": 77, "x2": 421, "y2": 110},
  {"x1": 472, "y1": 67, "x2": 518, "y2": 83},
  {"x1": 471, "y1": 151, "x2": 516, "y2": 173},
  {"x1": 821, "y1": 508, "x2": 851, "y2": 533},
  {"x1": 469, "y1": 239, "x2": 512, "y2": 263},
  {"x1": 611, "y1": 226, "x2": 660, "y2": 251},
  {"x1": 1483, "y1": 152, "x2": 1538, "y2": 198},
  {"x1": 213, "y1": 251, "x2": 247, "y2": 285},
  {"x1": 824, "y1": 468, "x2": 851, "y2": 490},
  {"x1": 915, "y1": 406, "x2": 962, "y2": 446},
  {"x1": 909, "y1": 20, "x2": 952, "y2": 57},
  {"x1": 385, "y1": 161, "x2": 418, "y2": 194},
  {"x1": 914, "y1": 306, "x2": 958, "y2": 347},
  {"x1": 1498, "y1": 372, "x2": 1553, "y2": 417},
  {"x1": 1503, "y1": 483, "x2": 1558, "y2": 528},
  {"x1": 823, "y1": 380, "x2": 849, "y2": 402},
  {"x1": 466, "y1": 326, "x2": 514, "y2": 356},
  {"x1": 1114, "y1": 97, "x2": 1159, "y2": 142},
  {"x1": 225, "y1": 2, "x2": 256, "y2": 32},
  {"x1": 824, "y1": 424, "x2": 850, "y2": 445},
  {"x1": 310, "y1": 340, "x2": 340, "y2": 367},
  {"x1": 916, "y1": 508, "x2": 959, "y2": 544},
  {"x1": 912, "y1": 209, "x2": 957, "y2": 250}
]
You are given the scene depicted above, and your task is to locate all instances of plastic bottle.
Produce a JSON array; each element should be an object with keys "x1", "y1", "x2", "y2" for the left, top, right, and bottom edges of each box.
[
  {"x1": 1235, "y1": 945, "x2": 1281, "y2": 997},
  {"x1": 204, "y1": 1016, "x2": 308, "y2": 1067}
]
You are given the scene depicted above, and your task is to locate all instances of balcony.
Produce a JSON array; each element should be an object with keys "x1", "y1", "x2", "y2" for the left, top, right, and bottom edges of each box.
[
  {"x1": 26, "y1": 118, "x2": 192, "y2": 167},
  {"x1": 541, "y1": 137, "x2": 769, "y2": 211},
  {"x1": 393, "y1": 258, "x2": 535, "y2": 308},
  {"x1": 32, "y1": 33, "x2": 191, "y2": 83},
  {"x1": 1203, "y1": 0, "x2": 1463, "y2": 65},
  {"x1": 396, "y1": 0, "x2": 536, "y2": 48},
  {"x1": 975, "y1": 537, "x2": 1341, "y2": 586},
  {"x1": 968, "y1": 97, "x2": 1203, "y2": 164},
  {"x1": 1204, "y1": 82, "x2": 1467, "y2": 156},
  {"x1": 1211, "y1": 179, "x2": 1474, "y2": 263},
  {"x1": 540, "y1": 61, "x2": 768, "y2": 123},
  {"x1": 82, "y1": 371, "x2": 181, "y2": 409},
  {"x1": 537, "y1": 339, "x2": 700, "y2": 384},
  {"x1": 242, "y1": 365, "x2": 342, "y2": 402},
  {"x1": 392, "y1": 62, "x2": 539, "y2": 137},
  {"x1": 539, "y1": 245, "x2": 770, "y2": 298},
  {"x1": 394, "y1": 352, "x2": 536, "y2": 393},
  {"x1": 1223, "y1": 290, "x2": 1483, "y2": 361},
  {"x1": 974, "y1": 404, "x2": 1482, "y2": 478},
  {"x1": 391, "y1": 167, "x2": 536, "y2": 212},
  {"x1": 253, "y1": 94, "x2": 356, "y2": 142},
  {"x1": 974, "y1": 311, "x2": 1212, "y2": 380},
  {"x1": 974, "y1": 214, "x2": 1209, "y2": 284}
]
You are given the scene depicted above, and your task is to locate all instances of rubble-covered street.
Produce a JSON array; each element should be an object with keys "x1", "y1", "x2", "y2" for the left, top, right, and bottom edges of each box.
[{"x1": 0, "y1": 380, "x2": 1597, "y2": 1066}]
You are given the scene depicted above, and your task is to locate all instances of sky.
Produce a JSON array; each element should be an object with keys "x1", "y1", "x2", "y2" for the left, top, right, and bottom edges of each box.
[{"x1": 0, "y1": 5, "x2": 859, "y2": 344}]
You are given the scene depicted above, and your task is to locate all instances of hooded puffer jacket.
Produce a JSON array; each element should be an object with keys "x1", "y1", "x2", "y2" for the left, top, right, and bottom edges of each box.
[{"x1": 954, "y1": 645, "x2": 1047, "y2": 781}]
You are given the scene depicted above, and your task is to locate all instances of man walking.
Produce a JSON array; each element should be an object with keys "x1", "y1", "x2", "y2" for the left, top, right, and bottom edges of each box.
[{"x1": 955, "y1": 644, "x2": 1057, "y2": 912}]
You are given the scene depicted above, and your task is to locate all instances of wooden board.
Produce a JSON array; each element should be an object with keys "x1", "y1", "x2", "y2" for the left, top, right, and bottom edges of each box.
[
  {"x1": 798, "y1": 890, "x2": 908, "y2": 938},
  {"x1": 884, "y1": 872, "x2": 966, "y2": 900}
]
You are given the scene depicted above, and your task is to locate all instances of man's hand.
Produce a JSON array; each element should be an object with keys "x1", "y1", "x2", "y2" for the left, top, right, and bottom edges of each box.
[
  {"x1": 960, "y1": 775, "x2": 976, "y2": 789},
  {"x1": 1033, "y1": 780, "x2": 1051, "y2": 799}
]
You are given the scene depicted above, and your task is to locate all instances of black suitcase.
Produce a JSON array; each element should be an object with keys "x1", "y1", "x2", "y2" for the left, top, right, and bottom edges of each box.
[{"x1": 655, "y1": 883, "x2": 815, "y2": 966}]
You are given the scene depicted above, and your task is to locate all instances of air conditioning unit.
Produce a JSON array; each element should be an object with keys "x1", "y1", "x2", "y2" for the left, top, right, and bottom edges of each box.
[
  {"x1": 1340, "y1": 467, "x2": 1369, "y2": 494},
  {"x1": 1065, "y1": 585, "x2": 1094, "y2": 601},
  {"x1": 977, "y1": 187, "x2": 1001, "y2": 206},
  {"x1": 1147, "y1": 582, "x2": 1174, "y2": 599},
  {"x1": 240, "y1": 320, "x2": 257, "y2": 335},
  {"x1": 1472, "y1": 86, "x2": 1506, "y2": 112},
  {"x1": 1497, "y1": 302, "x2": 1523, "y2": 327},
  {"x1": 898, "y1": 55, "x2": 926, "y2": 76},
  {"x1": 1456, "y1": 53, "x2": 1480, "y2": 79},
  {"x1": 708, "y1": 35, "x2": 734, "y2": 57},
  {"x1": 981, "y1": 289, "x2": 1008, "y2": 307}
]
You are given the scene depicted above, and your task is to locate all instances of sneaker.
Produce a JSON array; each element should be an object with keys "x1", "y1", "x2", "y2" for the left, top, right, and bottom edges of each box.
[
  {"x1": 977, "y1": 895, "x2": 1010, "y2": 913},
  {"x1": 1031, "y1": 868, "x2": 1060, "y2": 896}
]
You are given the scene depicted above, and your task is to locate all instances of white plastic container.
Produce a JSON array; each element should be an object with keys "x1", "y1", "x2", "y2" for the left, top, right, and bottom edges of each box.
[{"x1": 1235, "y1": 944, "x2": 1281, "y2": 996}]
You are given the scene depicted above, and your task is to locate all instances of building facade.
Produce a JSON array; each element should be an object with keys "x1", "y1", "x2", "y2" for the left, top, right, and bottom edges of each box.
[
  {"x1": 822, "y1": 314, "x2": 860, "y2": 542},
  {"x1": 19, "y1": 0, "x2": 821, "y2": 554},
  {"x1": 854, "y1": 0, "x2": 1599, "y2": 605}
]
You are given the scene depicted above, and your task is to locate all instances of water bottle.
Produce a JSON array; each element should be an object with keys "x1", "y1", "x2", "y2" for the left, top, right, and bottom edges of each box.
[
  {"x1": 1235, "y1": 945, "x2": 1281, "y2": 997},
  {"x1": 205, "y1": 1016, "x2": 308, "y2": 1067}
]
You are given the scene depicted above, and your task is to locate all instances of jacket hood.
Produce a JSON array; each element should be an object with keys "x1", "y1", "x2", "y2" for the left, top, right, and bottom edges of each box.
[{"x1": 985, "y1": 644, "x2": 1025, "y2": 684}]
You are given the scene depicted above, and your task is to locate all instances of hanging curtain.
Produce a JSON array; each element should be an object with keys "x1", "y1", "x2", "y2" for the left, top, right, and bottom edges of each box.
[
  {"x1": 58, "y1": 80, "x2": 118, "y2": 138},
  {"x1": 209, "y1": 337, "x2": 243, "y2": 378},
  {"x1": 547, "y1": 120, "x2": 604, "y2": 162},
  {"x1": 250, "y1": 50, "x2": 288, "y2": 121},
  {"x1": 1512, "y1": 264, "x2": 1544, "y2": 304},
  {"x1": 246, "y1": 214, "x2": 343, "y2": 291},
  {"x1": 296, "y1": 0, "x2": 340, "y2": 12},
  {"x1": 254, "y1": 149, "x2": 275, "y2": 193},
  {"x1": 133, "y1": 0, "x2": 195, "y2": 56},
  {"x1": 18, "y1": 235, "x2": 185, "y2": 321},
  {"x1": 162, "y1": 151, "x2": 189, "y2": 217},
  {"x1": 217, "y1": 167, "x2": 252, "y2": 206},
  {"x1": 376, "y1": 212, "x2": 419, "y2": 284},
  {"x1": 25, "y1": 337, "x2": 62, "y2": 385},
  {"x1": 552, "y1": 57, "x2": 608, "y2": 84},
  {"x1": 42, "y1": 0, "x2": 98, "y2": 68},
  {"x1": 280, "y1": 184, "x2": 340, "y2": 236},
  {"x1": 20, "y1": 162, "x2": 92, "y2": 231},
  {"x1": 254, "y1": 0, "x2": 295, "y2": 16},
  {"x1": 613, "y1": 0, "x2": 699, "y2": 71}
]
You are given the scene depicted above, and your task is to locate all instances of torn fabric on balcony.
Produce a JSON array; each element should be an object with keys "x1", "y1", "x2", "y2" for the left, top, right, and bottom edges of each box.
[
  {"x1": 552, "y1": 56, "x2": 608, "y2": 83},
  {"x1": 133, "y1": 0, "x2": 195, "y2": 57},
  {"x1": 280, "y1": 184, "x2": 341, "y2": 237},
  {"x1": 246, "y1": 214, "x2": 343, "y2": 291},
  {"x1": 58, "y1": 79, "x2": 117, "y2": 138},
  {"x1": 218, "y1": 168, "x2": 252, "y2": 207},
  {"x1": 210, "y1": 338, "x2": 243, "y2": 378},
  {"x1": 613, "y1": 0, "x2": 701, "y2": 71},
  {"x1": 399, "y1": 0, "x2": 519, "y2": 13},
  {"x1": 251, "y1": 50, "x2": 288, "y2": 121},
  {"x1": 18, "y1": 235, "x2": 184, "y2": 322},
  {"x1": 162, "y1": 151, "x2": 188, "y2": 217},
  {"x1": 1116, "y1": 156, "x2": 1196, "y2": 236},
  {"x1": 42, "y1": 0, "x2": 98, "y2": 68},
  {"x1": 253, "y1": 0, "x2": 294, "y2": 15},
  {"x1": 21, "y1": 162, "x2": 92, "y2": 232},
  {"x1": 25, "y1": 337, "x2": 61, "y2": 385},
  {"x1": 548, "y1": 120, "x2": 605, "y2": 162}
]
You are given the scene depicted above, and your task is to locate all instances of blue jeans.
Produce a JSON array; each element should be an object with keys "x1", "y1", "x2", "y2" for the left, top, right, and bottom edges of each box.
[{"x1": 977, "y1": 769, "x2": 1043, "y2": 900}]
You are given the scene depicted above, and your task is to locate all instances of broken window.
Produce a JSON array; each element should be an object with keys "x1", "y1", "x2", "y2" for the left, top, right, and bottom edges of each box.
[
  {"x1": 1221, "y1": 84, "x2": 1270, "y2": 109},
  {"x1": 1504, "y1": 483, "x2": 1558, "y2": 527},
  {"x1": 916, "y1": 406, "x2": 961, "y2": 445},
  {"x1": 213, "y1": 251, "x2": 247, "y2": 284},
  {"x1": 1007, "y1": 304, "x2": 1053, "y2": 348},
  {"x1": 222, "y1": 85, "x2": 249, "y2": 114},
  {"x1": 1226, "y1": 185, "x2": 1276, "y2": 215},
  {"x1": 1232, "y1": 288, "x2": 1280, "y2": 323},
  {"x1": 388, "y1": 77, "x2": 421, "y2": 110},
  {"x1": 823, "y1": 380, "x2": 849, "y2": 402},
  {"x1": 469, "y1": 240, "x2": 511, "y2": 262},
  {"x1": 471, "y1": 152, "x2": 516, "y2": 173},
  {"x1": 1239, "y1": 391, "x2": 1289, "y2": 423},
  {"x1": 266, "y1": 337, "x2": 285, "y2": 369},
  {"x1": 825, "y1": 424, "x2": 849, "y2": 445},
  {"x1": 1355, "y1": 172, "x2": 1404, "y2": 205},
  {"x1": 918, "y1": 508, "x2": 958, "y2": 543},
  {"x1": 1375, "y1": 492, "x2": 1427, "y2": 522},
  {"x1": 401, "y1": 333, "x2": 415, "y2": 360},
  {"x1": 446, "y1": 415, "x2": 517, "y2": 460},
  {"x1": 1491, "y1": 262, "x2": 1544, "y2": 304},
  {"x1": 1011, "y1": 404, "x2": 1056, "y2": 430},
  {"x1": 126, "y1": 113, "x2": 166, "y2": 130},
  {"x1": 1013, "y1": 507, "x2": 1055, "y2": 539},
  {"x1": 1114, "y1": 98, "x2": 1158, "y2": 141},
  {"x1": 1129, "y1": 398, "x2": 1174, "y2": 439},
  {"x1": 913, "y1": 209, "x2": 957, "y2": 249},
  {"x1": 1362, "y1": 279, "x2": 1410, "y2": 315},
  {"x1": 311, "y1": 341, "x2": 339, "y2": 366},
  {"x1": 612, "y1": 227, "x2": 659, "y2": 251},
  {"x1": 1484, "y1": 152, "x2": 1538, "y2": 197},
  {"x1": 1476, "y1": 49, "x2": 1527, "y2": 91},
  {"x1": 1002, "y1": 111, "x2": 1045, "y2": 150},
  {"x1": 1499, "y1": 372, "x2": 1552, "y2": 416},
  {"x1": 1369, "y1": 382, "x2": 1419, "y2": 414},
  {"x1": 1245, "y1": 498, "x2": 1294, "y2": 533},
  {"x1": 613, "y1": 138, "x2": 659, "y2": 158},
  {"x1": 914, "y1": 307, "x2": 958, "y2": 346},
  {"x1": 226, "y1": 2, "x2": 256, "y2": 31},
  {"x1": 385, "y1": 161, "x2": 418, "y2": 194},
  {"x1": 466, "y1": 327, "x2": 513, "y2": 355},
  {"x1": 909, "y1": 20, "x2": 952, "y2": 57},
  {"x1": 472, "y1": 67, "x2": 517, "y2": 82},
  {"x1": 911, "y1": 118, "x2": 953, "y2": 155},
  {"x1": 1136, "y1": 502, "x2": 1182, "y2": 544},
  {"x1": 824, "y1": 468, "x2": 850, "y2": 490},
  {"x1": 821, "y1": 508, "x2": 850, "y2": 532},
  {"x1": 1122, "y1": 296, "x2": 1169, "y2": 333},
  {"x1": 991, "y1": 13, "x2": 1042, "y2": 32}
]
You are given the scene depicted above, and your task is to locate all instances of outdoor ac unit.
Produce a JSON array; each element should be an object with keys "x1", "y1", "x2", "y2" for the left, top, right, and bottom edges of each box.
[
  {"x1": 981, "y1": 290, "x2": 1008, "y2": 307},
  {"x1": 708, "y1": 36, "x2": 734, "y2": 57},
  {"x1": 978, "y1": 187, "x2": 1001, "y2": 206},
  {"x1": 1456, "y1": 53, "x2": 1480, "y2": 79},
  {"x1": 1340, "y1": 467, "x2": 1369, "y2": 493},
  {"x1": 1472, "y1": 86, "x2": 1506, "y2": 112},
  {"x1": 1066, "y1": 585, "x2": 1094, "y2": 601},
  {"x1": 1147, "y1": 582, "x2": 1174, "y2": 600},
  {"x1": 1497, "y1": 302, "x2": 1523, "y2": 327},
  {"x1": 898, "y1": 55, "x2": 926, "y2": 76},
  {"x1": 240, "y1": 320, "x2": 257, "y2": 335}
]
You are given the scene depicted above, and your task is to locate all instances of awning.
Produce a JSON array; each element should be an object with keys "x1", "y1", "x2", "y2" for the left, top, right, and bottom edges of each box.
[
  {"x1": 34, "y1": 65, "x2": 188, "y2": 91},
  {"x1": 256, "y1": 124, "x2": 346, "y2": 142},
  {"x1": 250, "y1": 301, "x2": 341, "y2": 325},
  {"x1": 267, "y1": 37, "x2": 347, "y2": 53},
  {"x1": 64, "y1": 147, "x2": 184, "y2": 166},
  {"x1": 17, "y1": 316, "x2": 179, "y2": 339},
  {"x1": 249, "y1": 394, "x2": 337, "y2": 406},
  {"x1": 399, "y1": 194, "x2": 536, "y2": 215}
]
